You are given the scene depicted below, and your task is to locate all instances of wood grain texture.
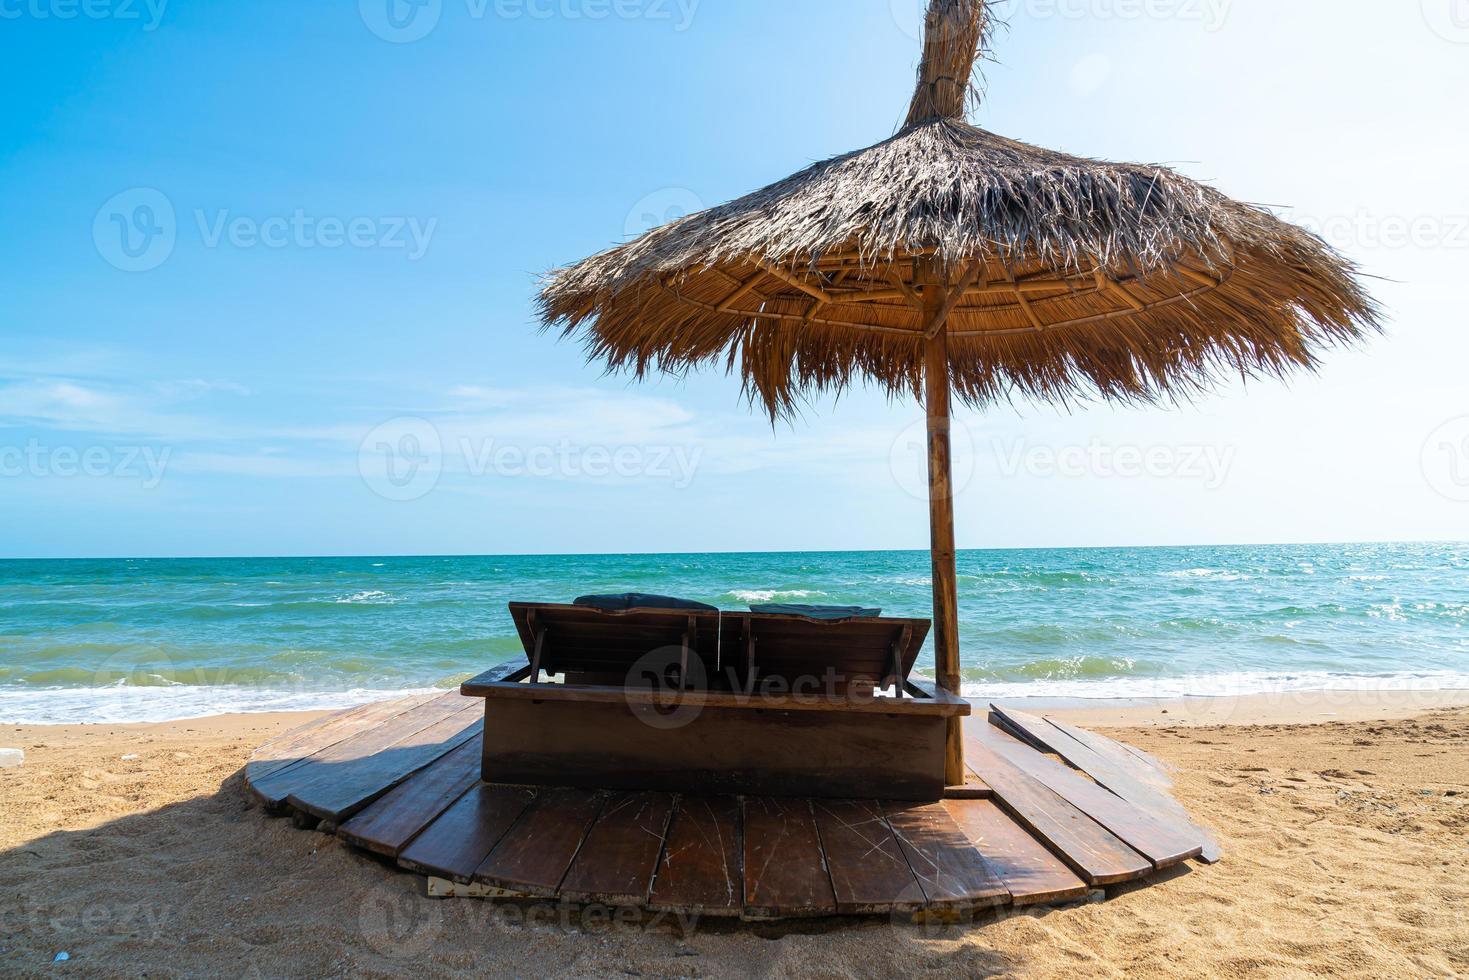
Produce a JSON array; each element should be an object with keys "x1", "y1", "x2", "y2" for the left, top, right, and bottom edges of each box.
[
  {"x1": 559, "y1": 791, "x2": 676, "y2": 906},
  {"x1": 473, "y1": 786, "x2": 606, "y2": 896},
  {"x1": 741, "y1": 797, "x2": 837, "y2": 919},
  {"x1": 286, "y1": 704, "x2": 483, "y2": 821},
  {"x1": 338, "y1": 736, "x2": 484, "y2": 856},
  {"x1": 963, "y1": 733, "x2": 1152, "y2": 886},
  {"x1": 647, "y1": 796, "x2": 743, "y2": 917},
  {"x1": 245, "y1": 694, "x2": 437, "y2": 791},
  {"x1": 397, "y1": 782, "x2": 538, "y2": 883},
  {"x1": 922, "y1": 311, "x2": 966, "y2": 789},
  {"x1": 812, "y1": 799, "x2": 925, "y2": 914},
  {"x1": 942, "y1": 798, "x2": 1088, "y2": 906},
  {"x1": 884, "y1": 800, "x2": 1009, "y2": 909},
  {"x1": 466, "y1": 679, "x2": 969, "y2": 717},
  {"x1": 971, "y1": 717, "x2": 1202, "y2": 867},
  {"x1": 480, "y1": 698, "x2": 948, "y2": 800},
  {"x1": 991, "y1": 706, "x2": 1220, "y2": 863},
  {"x1": 248, "y1": 691, "x2": 469, "y2": 808}
]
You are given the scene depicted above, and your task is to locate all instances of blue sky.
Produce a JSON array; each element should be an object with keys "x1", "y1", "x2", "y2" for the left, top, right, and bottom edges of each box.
[{"x1": 2, "y1": 0, "x2": 1467, "y2": 558}]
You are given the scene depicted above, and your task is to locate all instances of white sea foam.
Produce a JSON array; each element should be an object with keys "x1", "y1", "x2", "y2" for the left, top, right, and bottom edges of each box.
[
  {"x1": 0, "y1": 685, "x2": 445, "y2": 726},
  {"x1": 956, "y1": 669, "x2": 1469, "y2": 701},
  {"x1": 726, "y1": 589, "x2": 826, "y2": 603},
  {"x1": 1163, "y1": 568, "x2": 1247, "y2": 581},
  {"x1": 333, "y1": 590, "x2": 396, "y2": 604}
]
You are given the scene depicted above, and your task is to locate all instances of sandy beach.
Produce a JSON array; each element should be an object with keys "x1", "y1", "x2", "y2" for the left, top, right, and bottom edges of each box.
[{"x1": 3, "y1": 692, "x2": 1465, "y2": 978}]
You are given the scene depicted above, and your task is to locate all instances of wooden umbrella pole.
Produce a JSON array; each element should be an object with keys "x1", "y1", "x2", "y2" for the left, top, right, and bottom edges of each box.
[{"x1": 922, "y1": 278, "x2": 965, "y2": 788}]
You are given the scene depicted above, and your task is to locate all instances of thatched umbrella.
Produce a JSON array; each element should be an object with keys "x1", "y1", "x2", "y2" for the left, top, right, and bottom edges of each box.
[{"x1": 538, "y1": 0, "x2": 1378, "y2": 785}]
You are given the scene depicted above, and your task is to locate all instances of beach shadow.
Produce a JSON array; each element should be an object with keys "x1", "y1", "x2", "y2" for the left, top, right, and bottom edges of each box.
[{"x1": 0, "y1": 751, "x2": 1047, "y2": 977}]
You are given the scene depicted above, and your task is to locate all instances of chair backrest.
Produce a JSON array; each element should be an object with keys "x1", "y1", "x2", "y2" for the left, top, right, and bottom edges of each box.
[{"x1": 508, "y1": 602, "x2": 931, "y2": 691}]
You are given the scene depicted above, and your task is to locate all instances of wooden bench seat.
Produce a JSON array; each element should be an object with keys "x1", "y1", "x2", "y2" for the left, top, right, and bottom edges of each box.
[{"x1": 461, "y1": 603, "x2": 968, "y2": 800}]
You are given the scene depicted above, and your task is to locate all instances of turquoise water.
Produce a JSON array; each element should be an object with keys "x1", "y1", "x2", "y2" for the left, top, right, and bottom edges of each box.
[{"x1": 1, "y1": 542, "x2": 1466, "y2": 723}]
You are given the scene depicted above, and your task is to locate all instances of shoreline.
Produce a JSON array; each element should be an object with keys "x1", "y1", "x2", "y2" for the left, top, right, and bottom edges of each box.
[{"x1": 8, "y1": 687, "x2": 1469, "y2": 738}]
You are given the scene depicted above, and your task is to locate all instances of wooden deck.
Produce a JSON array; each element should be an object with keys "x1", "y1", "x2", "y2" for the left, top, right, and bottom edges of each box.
[{"x1": 244, "y1": 691, "x2": 1216, "y2": 920}]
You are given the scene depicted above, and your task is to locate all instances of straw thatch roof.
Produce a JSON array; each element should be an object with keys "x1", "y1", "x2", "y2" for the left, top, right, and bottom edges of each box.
[{"x1": 539, "y1": 0, "x2": 1378, "y2": 418}]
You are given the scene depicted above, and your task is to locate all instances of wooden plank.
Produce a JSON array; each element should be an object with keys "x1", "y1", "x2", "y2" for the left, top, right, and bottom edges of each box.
[
  {"x1": 398, "y1": 782, "x2": 538, "y2": 883},
  {"x1": 285, "y1": 702, "x2": 483, "y2": 821},
  {"x1": 248, "y1": 691, "x2": 469, "y2": 807},
  {"x1": 478, "y1": 698, "x2": 948, "y2": 801},
  {"x1": 473, "y1": 786, "x2": 605, "y2": 897},
  {"x1": 883, "y1": 801, "x2": 1009, "y2": 910},
  {"x1": 944, "y1": 768, "x2": 993, "y2": 799},
  {"x1": 1046, "y1": 716, "x2": 1176, "y2": 791},
  {"x1": 811, "y1": 799, "x2": 924, "y2": 914},
  {"x1": 942, "y1": 799, "x2": 1089, "y2": 907},
  {"x1": 995, "y1": 708, "x2": 1167, "y2": 792},
  {"x1": 991, "y1": 707, "x2": 1220, "y2": 863},
  {"x1": 464, "y1": 679, "x2": 968, "y2": 717},
  {"x1": 245, "y1": 694, "x2": 437, "y2": 788},
  {"x1": 559, "y1": 791, "x2": 675, "y2": 906},
  {"x1": 741, "y1": 797, "x2": 837, "y2": 919},
  {"x1": 647, "y1": 796, "x2": 742, "y2": 917},
  {"x1": 337, "y1": 735, "x2": 484, "y2": 856},
  {"x1": 970, "y1": 720, "x2": 1201, "y2": 868},
  {"x1": 962, "y1": 734, "x2": 1152, "y2": 886},
  {"x1": 460, "y1": 661, "x2": 532, "y2": 690}
]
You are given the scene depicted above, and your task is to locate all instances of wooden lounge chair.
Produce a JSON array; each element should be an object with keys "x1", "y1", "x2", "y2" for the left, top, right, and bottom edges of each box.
[{"x1": 461, "y1": 602, "x2": 970, "y2": 800}]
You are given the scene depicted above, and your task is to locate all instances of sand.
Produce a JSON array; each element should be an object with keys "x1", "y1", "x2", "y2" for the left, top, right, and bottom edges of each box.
[{"x1": 2, "y1": 693, "x2": 1466, "y2": 978}]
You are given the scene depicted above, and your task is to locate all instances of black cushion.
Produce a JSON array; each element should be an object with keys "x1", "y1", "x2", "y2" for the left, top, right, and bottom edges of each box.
[
  {"x1": 748, "y1": 603, "x2": 881, "y2": 620},
  {"x1": 573, "y1": 592, "x2": 718, "y2": 613}
]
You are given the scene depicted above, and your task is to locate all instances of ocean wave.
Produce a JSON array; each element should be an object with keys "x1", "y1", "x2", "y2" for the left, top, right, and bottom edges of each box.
[
  {"x1": 725, "y1": 589, "x2": 827, "y2": 603},
  {"x1": 1163, "y1": 568, "x2": 1248, "y2": 582},
  {"x1": 333, "y1": 590, "x2": 397, "y2": 604}
]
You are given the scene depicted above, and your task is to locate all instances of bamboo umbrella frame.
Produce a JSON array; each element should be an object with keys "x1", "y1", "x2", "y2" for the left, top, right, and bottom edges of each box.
[{"x1": 538, "y1": 0, "x2": 1379, "y2": 786}]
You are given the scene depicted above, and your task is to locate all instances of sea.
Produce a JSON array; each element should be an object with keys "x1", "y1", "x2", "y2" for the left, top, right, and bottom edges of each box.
[{"x1": 1, "y1": 542, "x2": 1466, "y2": 724}]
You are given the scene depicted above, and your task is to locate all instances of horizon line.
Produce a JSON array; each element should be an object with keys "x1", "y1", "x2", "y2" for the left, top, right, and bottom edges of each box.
[{"x1": 1, "y1": 537, "x2": 1462, "y2": 563}]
